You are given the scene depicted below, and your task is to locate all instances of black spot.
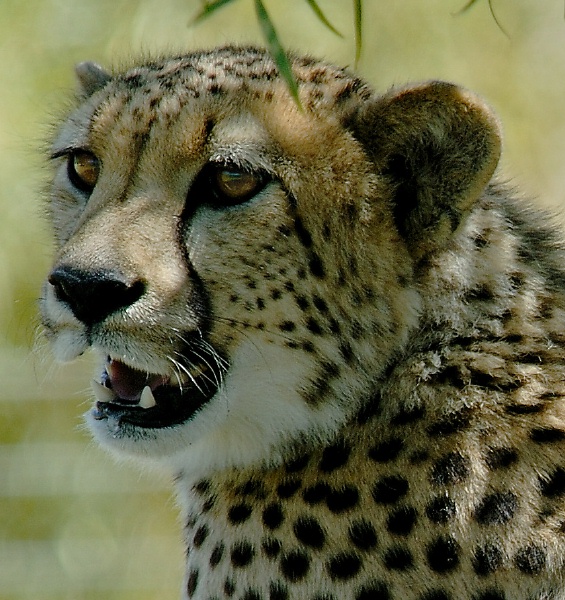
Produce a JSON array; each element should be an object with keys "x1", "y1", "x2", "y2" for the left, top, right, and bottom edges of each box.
[
  {"x1": 231, "y1": 541, "x2": 255, "y2": 567},
  {"x1": 262, "y1": 538, "x2": 282, "y2": 560},
  {"x1": 426, "y1": 496, "x2": 457, "y2": 524},
  {"x1": 391, "y1": 406, "x2": 425, "y2": 425},
  {"x1": 283, "y1": 281, "x2": 295, "y2": 292},
  {"x1": 269, "y1": 581, "x2": 288, "y2": 600},
  {"x1": 472, "y1": 590, "x2": 506, "y2": 600},
  {"x1": 356, "y1": 582, "x2": 391, "y2": 600},
  {"x1": 301, "y1": 340, "x2": 316, "y2": 353},
  {"x1": 409, "y1": 450, "x2": 430, "y2": 464},
  {"x1": 293, "y1": 516, "x2": 326, "y2": 549},
  {"x1": 474, "y1": 492, "x2": 517, "y2": 525},
  {"x1": 326, "y1": 485, "x2": 360, "y2": 513},
  {"x1": 280, "y1": 550, "x2": 310, "y2": 581},
  {"x1": 186, "y1": 568, "x2": 199, "y2": 597},
  {"x1": 514, "y1": 544, "x2": 546, "y2": 575},
  {"x1": 224, "y1": 578, "x2": 235, "y2": 597},
  {"x1": 237, "y1": 479, "x2": 265, "y2": 497},
  {"x1": 277, "y1": 479, "x2": 301, "y2": 498},
  {"x1": 473, "y1": 234, "x2": 489, "y2": 249},
  {"x1": 312, "y1": 295, "x2": 329, "y2": 315},
  {"x1": 302, "y1": 483, "x2": 331, "y2": 505},
  {"x1": 285, "y1": 453, "x2": 310, "y2": 473},
  {"x1": 530, "y1": 427, "x2": 565, "y2": 443},
  {"x1": 427, "y1": 410, "x2": 472, "y2": 436},
  {"x1": 387, "y1": 506, "x2": 418, "y2": 535},
  {"x1": 540, "y1": 466, "x2": 565, "y2": 498},
  {"x1": 309, "y1": 252, "x2": 325, "y2": 278},
  {"x1": 320, "y1": 439, "x2": 351, "y2": 472},
  {"x1": 202, "y1": 497, "x2": 215, "y2": 512},
  {"x1": 356, "y1": 393, "x2": 382, "y2": 424},
  {"x1": 431, "y1": 452, "x2": 470, "y2": 486},
  {"x1": 306, "y1": 317, "x2": 323, "y2": 335},
  {"x1": 466, "y1": 285, "x2": 495, "y2": 302},
  {"x1": 228, "y1": 502, "x2": 253, "y2": 525},
  {"x1": 326, "y1": 552, "x2": 362, "y2": 580},
  {"x1": 294, "y1": 215, "x2": 313, "y2": 248},
  {"x1": 431, "y1": 365, "x2": 466, "y2": 388},
  {"x1": 373, "y1": 476, "x2": 409, "y2": 504},
  {"x1": 302, "y1": 375, "x2": 329, "y2": 405},
  {"x1": 485, "y1": 447, "x2": 518, "y2": 470},
  {"x1": 256, "y1": 297, "x2": 266, "y2": 310},
  {"x1": 295, "y1": 294, "x2": 309, "y2": 311},
  {"x1": 427, "y1": 535, "x2": 460, "y2": 573},
  {"x1": 193, "y1": 524, "x2": 209, "y2": 547},
  {"x1": 263, "y1": 503, "x2": 284, "y2": 530},
  {"x1": 279, "y1": 320, "x2": 296, "y2": 332},
  {"x1": 348, "y1": 519, "x2": 378, "y2": 550},
  {"x1": 270, "y1": 288, "x2": 283, "y2": 300},
  {"x1": 472, "y1": 543, "x2": 503, "y2": 576},
  {"x1": 369, "y1": 437, "x2": 404, "y2": 462},
  {"x1": 242, "y1": 590, "x2": 261, "y2": 600},
  {"x1": 210, "y1": 543, "x2": 224, "y2": 568},
  {"x1": 383, "y1": 545, "x2": 413, "y2": 571},
  {"x1": 505, "y1": 403, "x2": 545, "y2": 415},
  {"x1": 419, "y1": 591, "x2": 451, "y2": 600},
  {"x1": 193, "y1": 479, "x2": 210, "y2": 495}
]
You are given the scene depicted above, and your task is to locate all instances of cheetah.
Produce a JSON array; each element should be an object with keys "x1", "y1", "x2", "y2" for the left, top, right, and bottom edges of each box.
[{"x1": 41, "y1": 45, "x2": 565, "y2": 599}]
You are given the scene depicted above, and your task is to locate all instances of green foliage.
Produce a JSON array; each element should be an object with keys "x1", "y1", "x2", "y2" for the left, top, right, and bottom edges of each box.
[
  {"x1": 192, "y1": 0, "x2": 360, "y2": 104},
  {"x1": 254, "y1": 0, "x2": 302, "y2": 108}
]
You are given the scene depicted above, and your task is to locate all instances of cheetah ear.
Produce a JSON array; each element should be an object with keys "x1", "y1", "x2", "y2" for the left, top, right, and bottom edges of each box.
[
  {"x1": 75, "y1": 61, "x2": 111, "y2": 97},
  {"x1": 350, "y1": 81, "x2": 502, "y2": 261}
]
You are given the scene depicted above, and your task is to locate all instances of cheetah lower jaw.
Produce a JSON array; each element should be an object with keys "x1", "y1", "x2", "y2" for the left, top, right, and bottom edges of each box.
[{"x1": 90, "y1": 354, "x2": 223, "y2": 430}]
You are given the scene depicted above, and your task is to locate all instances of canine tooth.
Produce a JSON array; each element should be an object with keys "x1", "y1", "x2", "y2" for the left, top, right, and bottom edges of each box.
[
  {"x1": 139, "y1": 386, "x2": 157, "y2": 409},
  {"x1": 92, "y1": 379, "x2": 116, "y2": 402}
]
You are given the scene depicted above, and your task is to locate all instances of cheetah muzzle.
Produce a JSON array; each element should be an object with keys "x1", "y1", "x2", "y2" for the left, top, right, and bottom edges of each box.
[{"x1": 41, "y1": 46, "x2": 565, "y2": 600}]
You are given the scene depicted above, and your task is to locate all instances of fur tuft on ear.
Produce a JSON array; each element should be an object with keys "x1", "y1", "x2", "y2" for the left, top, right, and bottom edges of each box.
[
  {"x1": 75, "y1": 61, "x2": 111, "y2": 97},
  {"x1": 349, "y1": 82, "x2": 502, "y2": 261}
]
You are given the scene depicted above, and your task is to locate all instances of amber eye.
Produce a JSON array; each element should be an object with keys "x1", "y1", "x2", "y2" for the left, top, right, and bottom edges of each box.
[
  {"x1": 210, "y1": 166, "x2": 266, "y2": 206},
  {"x1": 67, "y1": 150, "x2": 100, "y2": 193}
]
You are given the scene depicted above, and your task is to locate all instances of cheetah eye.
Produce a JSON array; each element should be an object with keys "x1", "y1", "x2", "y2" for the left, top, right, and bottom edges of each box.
[
  {"x1": 67, "y1": 150, "x2": 100, "y2": 193},
  {"x1": 209, "y1": 165, "x2": 267, "y2": 207}
]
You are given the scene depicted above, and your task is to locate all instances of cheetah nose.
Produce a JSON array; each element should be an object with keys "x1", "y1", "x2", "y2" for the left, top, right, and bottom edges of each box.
[{"x1": 48, "y1": 265, "x2": 145, "y2": 326}]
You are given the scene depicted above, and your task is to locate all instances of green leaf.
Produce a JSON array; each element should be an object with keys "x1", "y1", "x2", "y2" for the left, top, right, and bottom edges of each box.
[
  {"x1": 254, "y1": 0, "x2": 302, "y2": 109},
  {"x1": 191, "y1": 0, "x2": 240, "y2": 25},
  {"x1": 353, "y1": 0, "x2": 363, "y2": 66},
  {"x1": 305, "y1": 0, "x2": 343, "y2": 37}
]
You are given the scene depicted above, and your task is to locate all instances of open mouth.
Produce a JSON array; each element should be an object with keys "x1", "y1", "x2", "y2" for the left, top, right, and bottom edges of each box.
[{"x1": 91, "y1": 348, "x2": 226, "y2": 429}]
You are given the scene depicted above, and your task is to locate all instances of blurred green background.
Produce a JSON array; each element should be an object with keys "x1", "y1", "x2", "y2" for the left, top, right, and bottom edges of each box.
[{"x1": 1, "y1": 1, "x2": 564, "y2": 598}]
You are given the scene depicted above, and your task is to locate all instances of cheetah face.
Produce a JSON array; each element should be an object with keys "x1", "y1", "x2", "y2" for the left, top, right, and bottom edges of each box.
[{"x1": 41, "y1": 47, "x2": 500, "y2": 474}]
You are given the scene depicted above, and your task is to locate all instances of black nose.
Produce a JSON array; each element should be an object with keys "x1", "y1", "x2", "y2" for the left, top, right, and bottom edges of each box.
[{"x1": 48, "y1": 266, "x2": 145, "y2": 326}]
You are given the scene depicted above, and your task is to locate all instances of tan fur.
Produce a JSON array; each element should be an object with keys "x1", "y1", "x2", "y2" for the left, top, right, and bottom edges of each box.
[{"x1": 42, "y1": 46, "x2": 565, "y2": 599}]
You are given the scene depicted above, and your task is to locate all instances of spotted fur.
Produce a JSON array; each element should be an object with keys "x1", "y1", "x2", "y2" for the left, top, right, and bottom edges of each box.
[{"x1": 42, "y1": 46, "x2": 565, "y2": 599}]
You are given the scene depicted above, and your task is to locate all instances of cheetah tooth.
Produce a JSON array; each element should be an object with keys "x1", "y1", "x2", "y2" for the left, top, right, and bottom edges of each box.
[
  {"x1": 139, "y1": 386, "x2": 157, "y2": 409},
  {"x1": 92, "y1": 379, "x2": 116, "y2": 403}
]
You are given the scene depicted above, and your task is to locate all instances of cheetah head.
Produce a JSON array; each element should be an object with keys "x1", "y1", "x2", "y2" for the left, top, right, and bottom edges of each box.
[{"x1": 41, "y1": 46, "x2": 500, "y2": 475}]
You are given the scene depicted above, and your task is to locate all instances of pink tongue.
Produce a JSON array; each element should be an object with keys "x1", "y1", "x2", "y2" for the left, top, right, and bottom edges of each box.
[{"x1": 107, "y1": 360, "x2": 168, "y2": 402}]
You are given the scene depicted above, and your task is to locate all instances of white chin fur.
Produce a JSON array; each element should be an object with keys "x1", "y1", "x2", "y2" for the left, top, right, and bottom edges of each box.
[
  {"x1": 51, "y1": 330, "x2": 89, "y2": 362},
  {"x1": 86, "y1": 338, "x2": 348, "y2": 476}
]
